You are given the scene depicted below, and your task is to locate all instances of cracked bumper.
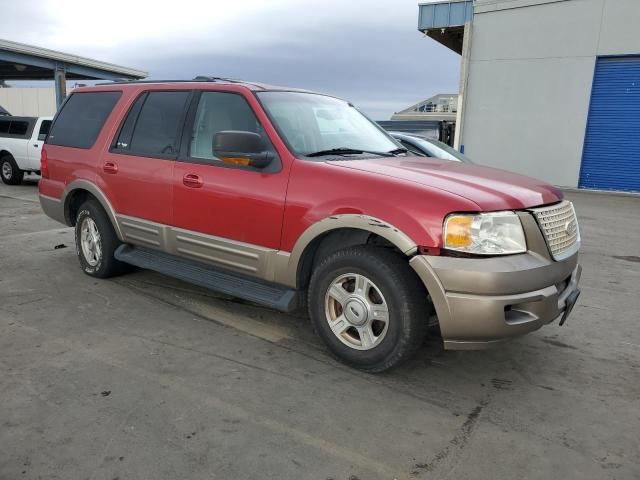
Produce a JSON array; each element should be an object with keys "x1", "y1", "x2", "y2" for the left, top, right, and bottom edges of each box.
[{"x1": 410, "y1": 252, "x2": 581, "y2": 350}]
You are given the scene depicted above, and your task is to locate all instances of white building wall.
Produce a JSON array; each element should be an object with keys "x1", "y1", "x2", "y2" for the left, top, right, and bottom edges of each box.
[
  {"x1": 0, "y1": 88, "x2": 57, "y2": 117},
  {"x1": 460, "y1": 0, "x2": 640, "y2": 187}
]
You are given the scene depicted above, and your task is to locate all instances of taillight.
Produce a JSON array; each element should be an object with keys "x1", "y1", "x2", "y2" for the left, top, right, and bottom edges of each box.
[{"x1": 40, "y1": 148, "x2": 49, "y2": 178}]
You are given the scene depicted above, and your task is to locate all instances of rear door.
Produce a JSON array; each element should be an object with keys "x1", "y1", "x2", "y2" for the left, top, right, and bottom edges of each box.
[
  {"x1": 101, "y1": 90, "x2": 191, "y2": 231},
  {"x1": 27, "y1": 118, "x2": 51, "y2": 169}
]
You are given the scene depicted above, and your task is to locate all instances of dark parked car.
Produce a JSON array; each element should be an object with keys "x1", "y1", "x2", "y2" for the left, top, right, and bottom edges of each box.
[{"x1": 389, "y1": 131, "x2": 473, "y2": 163}]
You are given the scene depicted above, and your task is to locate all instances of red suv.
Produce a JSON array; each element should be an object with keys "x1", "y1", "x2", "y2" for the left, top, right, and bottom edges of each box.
[{"x1": 39, "y1": 79, "x2": 581, "y2": 371}]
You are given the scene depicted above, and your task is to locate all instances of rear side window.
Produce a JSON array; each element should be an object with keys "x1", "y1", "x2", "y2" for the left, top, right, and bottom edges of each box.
[
  {"x1": 114, "y1": 91, "x2": 190, "y2": 157},
  {"x1": 0, "y1": 119, "x2": 33, "y2": 138},
  {"x1": 38, "y1": 120, "x2": 52, "y2": 141},
  {"x1": 48, "y1": 91, "x2": 121, "y2": 149},
  {"x1": 8, "y1": 121, "x2": 29, "y2": 136}
]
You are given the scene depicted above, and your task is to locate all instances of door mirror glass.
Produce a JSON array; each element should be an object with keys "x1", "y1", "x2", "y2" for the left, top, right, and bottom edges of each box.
[{"x1": 213, "y1": 130, "x2": 273, "y2": 168}]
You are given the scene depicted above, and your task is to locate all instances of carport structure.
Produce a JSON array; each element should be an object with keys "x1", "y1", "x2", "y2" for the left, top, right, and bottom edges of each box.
[
  {"x1": 0, "y1": 39, "x2": 147, "y2": 108},
  {"x1": 417, "y1": 1, "x2": 473, "y2": 148}
]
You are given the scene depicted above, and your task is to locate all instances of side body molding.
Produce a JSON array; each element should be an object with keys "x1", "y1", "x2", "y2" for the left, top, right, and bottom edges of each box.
[
  {"x1": 273, "y1": 214, "x2": 419, "y2": 288},
  {"x1": 52, "y1": 187, "x2": 420, "y2": 290}
]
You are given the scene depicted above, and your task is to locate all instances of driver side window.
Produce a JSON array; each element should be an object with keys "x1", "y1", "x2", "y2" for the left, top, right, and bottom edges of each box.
[{"x1": 190, "y1": 92, "x2": 273, "y2": 163}]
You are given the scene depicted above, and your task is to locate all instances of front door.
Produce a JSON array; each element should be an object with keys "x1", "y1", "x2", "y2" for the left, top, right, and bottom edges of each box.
[{"x1": 171, "y1": 90, "x2": 290, "y2": 274}]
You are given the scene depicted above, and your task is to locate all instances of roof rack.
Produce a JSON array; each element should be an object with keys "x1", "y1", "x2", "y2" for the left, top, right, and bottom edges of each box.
[
  {"x1": 192, "y1": 75, "x2": 245, "y2": 83},
  {"x1": 97, "y1": 76, "x2": 249, "y2": 86}
]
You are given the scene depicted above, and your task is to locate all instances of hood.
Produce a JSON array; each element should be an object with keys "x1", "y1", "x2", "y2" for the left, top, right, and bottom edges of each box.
[{"x1": 328, "y1": 157, "x2": 562, "y2": 211}]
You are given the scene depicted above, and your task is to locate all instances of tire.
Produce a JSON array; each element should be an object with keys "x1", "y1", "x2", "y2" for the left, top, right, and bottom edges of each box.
[
  {"x1": 74, "y1": 199, "x2": 127, "y2": 278},
  {"x1": 308, "y1": 245, "x2": 430, "y2": 372},
  {"x1": 1, "y1": 155, "x2": 24, "y2": 185}
]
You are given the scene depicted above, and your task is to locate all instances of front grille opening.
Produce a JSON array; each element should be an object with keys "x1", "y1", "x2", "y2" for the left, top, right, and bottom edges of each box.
[{"x1": 530, "y1": 201, "x2": 580, "y2": 260}]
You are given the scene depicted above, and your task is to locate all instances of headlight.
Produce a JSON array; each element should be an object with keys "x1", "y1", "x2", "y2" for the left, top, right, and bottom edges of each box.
[{"x1": 443, "y1": 211, "x2": 527, "y2": 255}]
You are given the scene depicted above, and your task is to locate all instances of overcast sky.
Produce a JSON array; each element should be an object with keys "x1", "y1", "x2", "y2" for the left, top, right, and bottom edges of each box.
[{"x1": 3, "y1": 0, "x2": 460, "y2": 119}]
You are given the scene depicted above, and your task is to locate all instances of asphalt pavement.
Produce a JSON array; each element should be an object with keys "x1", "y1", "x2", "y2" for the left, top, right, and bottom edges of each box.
[{"x1": 1, "y1": 179, "x2": 639, "y2": 480}]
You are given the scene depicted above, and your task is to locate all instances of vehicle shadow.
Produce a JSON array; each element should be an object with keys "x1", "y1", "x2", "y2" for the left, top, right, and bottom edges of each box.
[{"x1": 119, "y1": 267, "x2": 559, "y2": 416}]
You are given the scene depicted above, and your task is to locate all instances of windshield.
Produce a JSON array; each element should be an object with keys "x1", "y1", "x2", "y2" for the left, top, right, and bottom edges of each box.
[{"x1": 257, "y1": 91, "x2": 400, "y2": 157}]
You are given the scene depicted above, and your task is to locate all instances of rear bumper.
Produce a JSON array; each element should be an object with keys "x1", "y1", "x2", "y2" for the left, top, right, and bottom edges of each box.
[
  {"x1": 39, "y1": 194, "x2": 66, "y2": 225},
  {"x1": 410, "y1": 251, "x2": 581, "y2": 350}
]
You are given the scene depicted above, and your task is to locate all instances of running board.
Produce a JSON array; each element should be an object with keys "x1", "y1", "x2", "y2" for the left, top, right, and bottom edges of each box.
[{"x1": 114, "y1": 245, "x2": 301, "y2": 313}]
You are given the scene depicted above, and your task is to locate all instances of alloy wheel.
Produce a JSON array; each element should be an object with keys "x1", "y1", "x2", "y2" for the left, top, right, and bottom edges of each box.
[
  {"x1": 80, "y1": 217, "x2": 102, "y2": 267},
  {"x1": 324, "y1": 273, "x2": 390, "y2": 350}
]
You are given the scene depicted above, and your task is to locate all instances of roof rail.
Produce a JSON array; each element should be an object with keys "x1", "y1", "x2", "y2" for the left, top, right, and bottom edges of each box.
[
  {"x1": 192, "y1": 75, "x2": 244, "y2": 83},
  {"x1": 96, "y1": 77, "x2": 247, "y2": 86}
]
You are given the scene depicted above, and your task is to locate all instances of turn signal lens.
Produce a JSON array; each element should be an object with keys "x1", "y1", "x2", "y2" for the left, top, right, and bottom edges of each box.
[
  {"x1": 443, "y1": 212, "x2": 527, "y2": 255},
  {"x1": 220, "y1": 156, "x2": 250, "y2": 166},
  {"x1": 444, "y1": 215, "x2": 473, "y2": 248}
]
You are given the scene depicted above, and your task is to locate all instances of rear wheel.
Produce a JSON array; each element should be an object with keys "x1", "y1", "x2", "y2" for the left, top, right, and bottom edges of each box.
[
  {"x1": 1, "y1": 155, "x2": 24, "y2": 185},
  {"x1": 75, "y1": 199, "x2": 127, "y2": 278},
  {"x1": 308, "y1": 246, "x2": 430, "y2": 372}
]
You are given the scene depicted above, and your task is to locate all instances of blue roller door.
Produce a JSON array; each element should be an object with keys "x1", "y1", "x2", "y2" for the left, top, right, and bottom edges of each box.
[{"x1": 579, "y1": 56, "x2": 640, "y2": 192}]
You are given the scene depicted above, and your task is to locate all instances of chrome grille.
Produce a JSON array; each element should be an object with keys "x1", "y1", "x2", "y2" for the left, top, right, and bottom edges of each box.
[{"x1": 530, "y1": 201, "x2": 580, "y2": 261}]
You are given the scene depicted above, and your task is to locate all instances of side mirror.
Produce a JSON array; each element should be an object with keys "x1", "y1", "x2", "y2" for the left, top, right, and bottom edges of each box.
[{"x1": 213, "y1": 130, "x2": 273, "y2": 169}]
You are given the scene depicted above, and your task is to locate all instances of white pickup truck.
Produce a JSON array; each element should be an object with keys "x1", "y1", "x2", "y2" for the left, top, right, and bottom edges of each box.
[{"x1": 0, "y1": 116, "x2": 52, "y2": 185}]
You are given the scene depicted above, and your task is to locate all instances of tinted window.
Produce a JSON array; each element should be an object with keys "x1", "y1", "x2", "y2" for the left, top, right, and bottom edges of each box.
[
  {"x1": 113, "y1": 94, "x2": 146, "y2": 151},
  {"x1": 0, "y1": 120, "x2": 9, "y2": 134},
  {"x1": 127, "y1": 91, "x2": 189, "y2": 156},
  {"x1": 190, "y1": 92, "x2": 272, "y2": 163},
  {"x1": 48, "y1": 91, "x2": 122, "y2": 149},
  {"x1": 38, "y1": 120, "x2": 52, "y2": 141},
  {"x1": 8, "y1": 121, "x2": 29, "y2": 136}
]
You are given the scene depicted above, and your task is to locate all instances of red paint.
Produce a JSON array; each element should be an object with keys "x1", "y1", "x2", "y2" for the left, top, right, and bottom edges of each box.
[{"x1": 39, "y1": 81, "x2": 562, "y2": 252}]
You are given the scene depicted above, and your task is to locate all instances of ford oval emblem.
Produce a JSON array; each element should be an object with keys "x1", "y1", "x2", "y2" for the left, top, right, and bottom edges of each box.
[{"x1": 564, "y1": 221, "x2": 576, "y2": 235}]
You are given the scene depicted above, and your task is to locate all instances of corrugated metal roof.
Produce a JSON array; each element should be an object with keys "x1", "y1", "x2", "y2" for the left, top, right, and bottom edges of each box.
[
  {"x1": 418, "y1": 1, "x2": 473, "y2": 30},
  {"x1": 0, "y1": 39, "x2": 147, "y2": 79}
]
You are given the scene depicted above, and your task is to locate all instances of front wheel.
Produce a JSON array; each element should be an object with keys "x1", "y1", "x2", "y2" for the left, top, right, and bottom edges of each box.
[
  {"x1": 308, "y1": 246, "x2": 430, "y2": 372},
  {"x1": 1, "y1": 155, "x2": 24, "y2": 185}
]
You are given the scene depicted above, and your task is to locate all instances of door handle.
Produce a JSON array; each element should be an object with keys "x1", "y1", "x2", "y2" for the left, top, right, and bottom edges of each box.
[
  {"x1": 33, "y1": 144, "x2": 39, "y2": 148},
  {"x1": 183, "y1": 173, "x2": 203, "y2": 188},
  {"x1": 103, "y1": 161, "x2": 118, "y2": 174}
]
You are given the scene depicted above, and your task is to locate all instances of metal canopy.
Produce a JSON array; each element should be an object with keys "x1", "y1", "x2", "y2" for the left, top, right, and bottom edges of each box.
[{"x1": 0, "y1": 39, "x2": 147, "y2": 107}]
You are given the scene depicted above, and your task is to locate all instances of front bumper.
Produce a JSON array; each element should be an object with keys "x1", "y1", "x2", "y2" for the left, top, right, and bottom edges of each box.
[{"x1": 410, "y1": 251, "x2": 581, "y2": 350}]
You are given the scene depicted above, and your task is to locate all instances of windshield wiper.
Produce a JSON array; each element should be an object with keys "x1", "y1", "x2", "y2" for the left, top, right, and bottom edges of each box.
[
  {"x1": 306, "y1": 147, "x2": 395, "y2": 158},
  {"x1": 388, "y1": 147, "x2": 408, "y2": 155}
]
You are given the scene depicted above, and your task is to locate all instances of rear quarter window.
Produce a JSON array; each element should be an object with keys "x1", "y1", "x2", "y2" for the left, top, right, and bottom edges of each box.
[
  {"x1": 47, "y1": 91, "x2": 122, "y2": 149},
  {"x1": 0, "y1": 119, "x2": 33, "y2": 138},
  {"x1": 8, "y1": 121, "x2": 29, "y2": 136}
]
